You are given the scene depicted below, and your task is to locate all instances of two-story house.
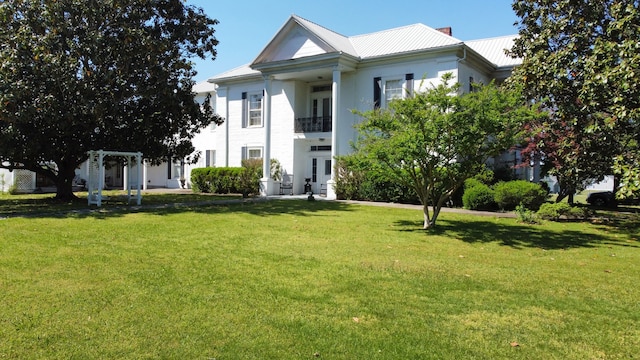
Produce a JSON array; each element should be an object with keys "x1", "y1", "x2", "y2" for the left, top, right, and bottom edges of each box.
[{"x1": 187, "y1": 14, "x2": 521, "y2": 199}]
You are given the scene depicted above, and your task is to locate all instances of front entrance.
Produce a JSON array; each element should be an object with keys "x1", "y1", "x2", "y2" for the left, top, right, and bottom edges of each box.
[{"x1": 311, "y1": 157, "x2": 331, "y2": 195}]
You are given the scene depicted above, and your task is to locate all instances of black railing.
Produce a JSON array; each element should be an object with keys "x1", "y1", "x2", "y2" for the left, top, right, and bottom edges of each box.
[{"x1": 294, "y1": 116, "x2": 332, "y2": 133}]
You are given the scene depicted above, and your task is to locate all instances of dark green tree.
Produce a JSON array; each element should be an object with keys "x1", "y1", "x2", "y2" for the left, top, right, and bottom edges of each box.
[
  {"x1": 0, "y1": 0, "x2": 223, "y2": 200},
  {"x1": 510, "y1": 0, "x2": 640, "y2": 198},
  {"x1": 352, "y1": 74, "x2": 537, "y2": 229}
]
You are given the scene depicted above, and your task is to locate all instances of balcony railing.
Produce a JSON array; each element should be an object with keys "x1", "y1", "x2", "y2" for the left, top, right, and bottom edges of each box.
[{"x1": 294, "y1": 116, "x2": 332, "y2": 133}]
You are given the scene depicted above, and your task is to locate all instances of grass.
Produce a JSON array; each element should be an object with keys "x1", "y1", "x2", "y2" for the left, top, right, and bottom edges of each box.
[
  {"x1": 0, "y1": 195, "x2": 639, "y2": 359},
  {"x1": 0, "y1": 190, "x2": 240, "y2": 217}
]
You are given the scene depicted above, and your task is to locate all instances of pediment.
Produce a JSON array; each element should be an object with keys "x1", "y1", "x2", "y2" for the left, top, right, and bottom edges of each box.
[{"x1": 252, "y1": 19, "x2": 337, "y2": 66}]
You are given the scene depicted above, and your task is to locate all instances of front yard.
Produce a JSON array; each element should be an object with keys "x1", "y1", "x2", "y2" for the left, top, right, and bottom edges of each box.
[{"x1": 0, "y1": 197, "x2": 638, "y2": 359}]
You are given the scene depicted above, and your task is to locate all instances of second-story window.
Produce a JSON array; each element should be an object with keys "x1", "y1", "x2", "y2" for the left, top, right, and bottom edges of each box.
[
  {"x1": 248, "y1": 93, "x2": 262, "y2": 127},
  {"x1": 384, "y1": 79, "x2": 403, "y2": 105}
]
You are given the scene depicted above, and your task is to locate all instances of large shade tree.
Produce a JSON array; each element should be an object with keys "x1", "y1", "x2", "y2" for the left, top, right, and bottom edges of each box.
[
  {"x1": 510, "y1": 0, "x2": 640, "y2": 198},
  {"x1": 352, "y1": 74, "x2": 538, "y2": 229},
  {"x1": 0, "y1": 0, "x2": 223, "y2": 200}
]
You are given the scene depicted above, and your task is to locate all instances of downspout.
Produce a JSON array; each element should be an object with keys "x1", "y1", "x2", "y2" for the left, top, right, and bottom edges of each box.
[{"x1": 456, "y1": 45, "x2": 467, "y2": 85}]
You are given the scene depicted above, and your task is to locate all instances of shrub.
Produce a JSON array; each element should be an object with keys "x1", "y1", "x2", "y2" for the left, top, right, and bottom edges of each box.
[
  {"x1": 190, "y1": 167, "x2": 211, "y2": 193},
  {"x1": 239, "y1": 159, "x2": 262, "y2": 197},
  {"x1": 515, "y1": 203, "x2": 538, "y2": 224},
  {"x1": 334, "y1": 155, "x2": 419, "y2": 203},
  {"x1": 537, "y1": 202, "x2": 595, "y2": 221},
  {"x1": 462, "y1": 182, "x2": 496, "y2": 210},
  {"x1": 493, "y1": 180, "x2": 548, "y2": 211},
  {"x1": 190, "y1": 164, "x2": 261, "y2": 195}
]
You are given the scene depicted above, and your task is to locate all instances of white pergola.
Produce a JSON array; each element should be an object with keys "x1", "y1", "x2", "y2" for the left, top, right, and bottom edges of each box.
[{"x1": 87, "y1": 150, "x2": 143, "y2": 207}]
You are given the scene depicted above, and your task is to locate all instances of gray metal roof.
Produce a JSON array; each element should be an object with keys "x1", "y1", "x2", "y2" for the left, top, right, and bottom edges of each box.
[
  {"x1": 209, "y1": 15, "x2": 519, "y2": 82},
  {"x1": 466, "y1": 35, "x2": 521, "y2": 68},
  {"x1": 350, "y1": 23, "x2": 463, "y2": 59}
]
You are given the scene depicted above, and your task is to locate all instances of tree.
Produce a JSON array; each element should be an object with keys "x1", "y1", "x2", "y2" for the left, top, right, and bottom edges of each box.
[
  {"x1": 352, "y1": 74, "x2": 537, "y2": 229},
  {"x1": 510, "y1": 0, "x2": 640, "y2": 199},
  {"x1": 0, "y1": 0, "x2": 223, "y2": 200}
]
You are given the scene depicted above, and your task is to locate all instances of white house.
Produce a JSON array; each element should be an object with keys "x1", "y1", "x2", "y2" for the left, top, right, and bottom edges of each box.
[{"x1": 186, "y1": 14, "x2": 523, "y2": 199}]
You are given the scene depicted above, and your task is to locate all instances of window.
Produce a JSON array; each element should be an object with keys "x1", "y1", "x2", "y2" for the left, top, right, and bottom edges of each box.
[
  {"x1": 242, "y1": 146, "x2": 263, "y2": 160},
  {"x1": 374, "y1": 74, "x2": 413, "y2": 109},
  {"x1": 205, "y1": 150, "x2": 216, "y2": 167},
  {"x1": 384, "y1": 79, "x2": 403, "y2": 104},
  {"x1": 248, "y1": 93, "x2": 262, "y2": 127},
  {"x1": 248, "y1": 148, "x2": 262, "y2": 159}
]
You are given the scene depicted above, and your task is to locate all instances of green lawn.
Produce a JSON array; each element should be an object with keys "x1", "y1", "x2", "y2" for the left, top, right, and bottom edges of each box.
[{"x1": 0, "y1": 197, "x2": 638, "y2": 359}]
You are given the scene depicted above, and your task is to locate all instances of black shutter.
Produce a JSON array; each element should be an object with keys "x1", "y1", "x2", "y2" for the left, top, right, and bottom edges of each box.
[
  {"x1": 373, "y1": 77, "x2": 381, "y2": 109},
  {"x1": 241, "y1": 92, "x2": 247, "y2": 128},
  {"x1": 405, "y1": 73, "x2": 414, "y2": 97}
]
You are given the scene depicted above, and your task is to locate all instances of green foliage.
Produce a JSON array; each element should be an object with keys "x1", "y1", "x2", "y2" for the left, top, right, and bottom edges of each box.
[
  {"x1": 515, "y1": 203, "x2": 538, "y2": 224},
  {"x1": 537, "y1": 202, "x2": 594, "y2": 221},
  {"x1": 239, "y1": 158, "x2": 262, "y2": 197},
  {"x1": 510, "y1": 0, "x2": 640, "y2": 198},
  {"x1": 0, "y1": 0, "x2": 222, "y2": 200},
  {"x1": 190, "y1": 164, "x2": 261, "y2": 196},
  {"x1": 352, "y1": 73, "x2": 534, "y2": 229},
  {"x1": 493, "y1": 180, "x2": 548, "y2": 211},
  {"x1": 334, "y1": 156, "x2": 364, "y2": 200},
  {"x1": 462, "y1": 181, "x2": 496, "y2": 211},
  {"x1": 334, "y1": 155, "x2": 418, "y2": 203}
]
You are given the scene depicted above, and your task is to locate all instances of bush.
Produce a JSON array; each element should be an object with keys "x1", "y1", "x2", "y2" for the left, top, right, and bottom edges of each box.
[
  {"x1": 334, "y1": 155, "x2": 418, "y2": 203},
  {"x1": 239, "y1": 159, "x2": 262, "y2": 197},
  {"x1": 493, "y1": 180, "x2": 548, "y2": 211},
  {"x1": 537, "y1": 202, "x2": 594, "y2": 221},
  {"x1": 190, "y1": 164, "x2": 261, "y2": 196},
  {"x1": 515, "y1": 203, "x2": 538, "y2": 224},
  {"x1": 462, "y1": 182, "x2": 496, "y2": 210}
]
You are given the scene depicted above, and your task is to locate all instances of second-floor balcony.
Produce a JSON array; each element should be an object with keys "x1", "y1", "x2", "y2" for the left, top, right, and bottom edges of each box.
[{"x1": 294, "y1": 116, "x2": 332, "y2": 133}]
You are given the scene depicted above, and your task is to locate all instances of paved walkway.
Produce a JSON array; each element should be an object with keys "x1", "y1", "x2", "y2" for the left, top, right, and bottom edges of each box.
[
  {"x1": 1, "y1": 188, "x2": 515, "y2": 219},
  {"x1": 143, "y1": 188, "x2": 517, "y2": 218}
]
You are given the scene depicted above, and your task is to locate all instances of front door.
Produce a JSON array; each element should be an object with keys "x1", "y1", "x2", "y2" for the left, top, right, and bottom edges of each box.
[{"x1": 311, "y1": 157, "x2": 332, "y2": 194}]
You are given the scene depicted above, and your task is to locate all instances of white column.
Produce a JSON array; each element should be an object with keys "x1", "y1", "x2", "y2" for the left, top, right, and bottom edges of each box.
[
  {"x1": 326, "y1": 67, "x2": 342, "y2": 200},
  {"x1": 143, "y1": 159, "x2": 148, "y2": 190},
  {"x1": 123, "y1": 163, "x2": 129, "y2": 191},
  {"x1": 136, "y1": 153, "x2": 142, "y2": 205},
  {"x1": 260, "y1": 75, "x2": 274, "y2": 196}
]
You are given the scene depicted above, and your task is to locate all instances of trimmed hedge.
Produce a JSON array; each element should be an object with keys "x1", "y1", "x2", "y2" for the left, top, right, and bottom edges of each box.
[
  {"x1": 190, "y1": 163, "x2": 261, "y2": 196},
  {"x1": 493, "y1": 180, "x2": 548, "y2": 211},
  {"x1": 462, "y1": 179, "x2": 496, "y2": 210}
]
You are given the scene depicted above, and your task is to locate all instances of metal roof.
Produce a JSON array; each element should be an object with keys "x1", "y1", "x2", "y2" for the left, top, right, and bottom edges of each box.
[
  {"x1": 465, "y1": 35, "x2": 521, "y2": 68},
  {"x1": 208, "y1": 15, "x2": 520, "y2": 82},
  {"x1": 350, "y1": 23, "x2": 463, "y2": 59}
]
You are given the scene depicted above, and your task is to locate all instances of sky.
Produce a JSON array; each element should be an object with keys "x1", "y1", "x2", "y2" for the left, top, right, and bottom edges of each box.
[{"x1": 186, "y1": 0, "x2": 520, "y2": 82}]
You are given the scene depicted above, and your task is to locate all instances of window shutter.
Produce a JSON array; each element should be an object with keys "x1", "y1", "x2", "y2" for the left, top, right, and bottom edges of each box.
[
  {"x1": 205, "y1": 150, "x2": 210, "y2": 167},
  {"x1": 241, "y1": 146, "x2": 247, "y2": 161},
  {"x1": 241, "y1": 92, "x2": 247, "y2": 128},
  {"x1": 405, "y1": 73, "x2": 414, "y2": 97},
  {"x1": 373, "y1": 77, "x2": 381, "y2": 109}
]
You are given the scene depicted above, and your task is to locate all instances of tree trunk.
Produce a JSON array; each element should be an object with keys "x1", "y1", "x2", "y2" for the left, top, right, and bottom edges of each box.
[
  {"x1": 54, "y1": 163, "x2": 79, "y2": 201},
  {"x1": 423, "y1": 204, "x2": 434, "y2": 229}
]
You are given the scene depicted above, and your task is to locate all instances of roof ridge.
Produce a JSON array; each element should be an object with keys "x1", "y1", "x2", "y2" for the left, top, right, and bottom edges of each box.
[
  {"x1": 466, "y1": 34, "x2": 518, "y2": 42},
  {"x1": 349, "y1": 23, "x2": 426, "y2": 39},
  {"x1": 292, "y1": 14, "x2": 349, "y2": 39}
]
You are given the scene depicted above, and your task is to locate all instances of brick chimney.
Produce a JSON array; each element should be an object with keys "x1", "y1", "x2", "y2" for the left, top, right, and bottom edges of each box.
[{"x1": 436, "y1": 27, "x2": 452, "y2": 36}]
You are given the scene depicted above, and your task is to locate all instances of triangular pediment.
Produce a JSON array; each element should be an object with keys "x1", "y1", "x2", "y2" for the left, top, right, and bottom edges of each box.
[{"x1": 252, "y1": 16, "x2": 340, "y2": 66}]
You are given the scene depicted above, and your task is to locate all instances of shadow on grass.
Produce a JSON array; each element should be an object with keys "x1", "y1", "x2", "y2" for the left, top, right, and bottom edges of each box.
[
  {"x1": 394, "y1": 217, "x2": 639, "y2": 250},
  {"x1": 0, "y1": 196, "x2": 354, "y2": 220}
]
